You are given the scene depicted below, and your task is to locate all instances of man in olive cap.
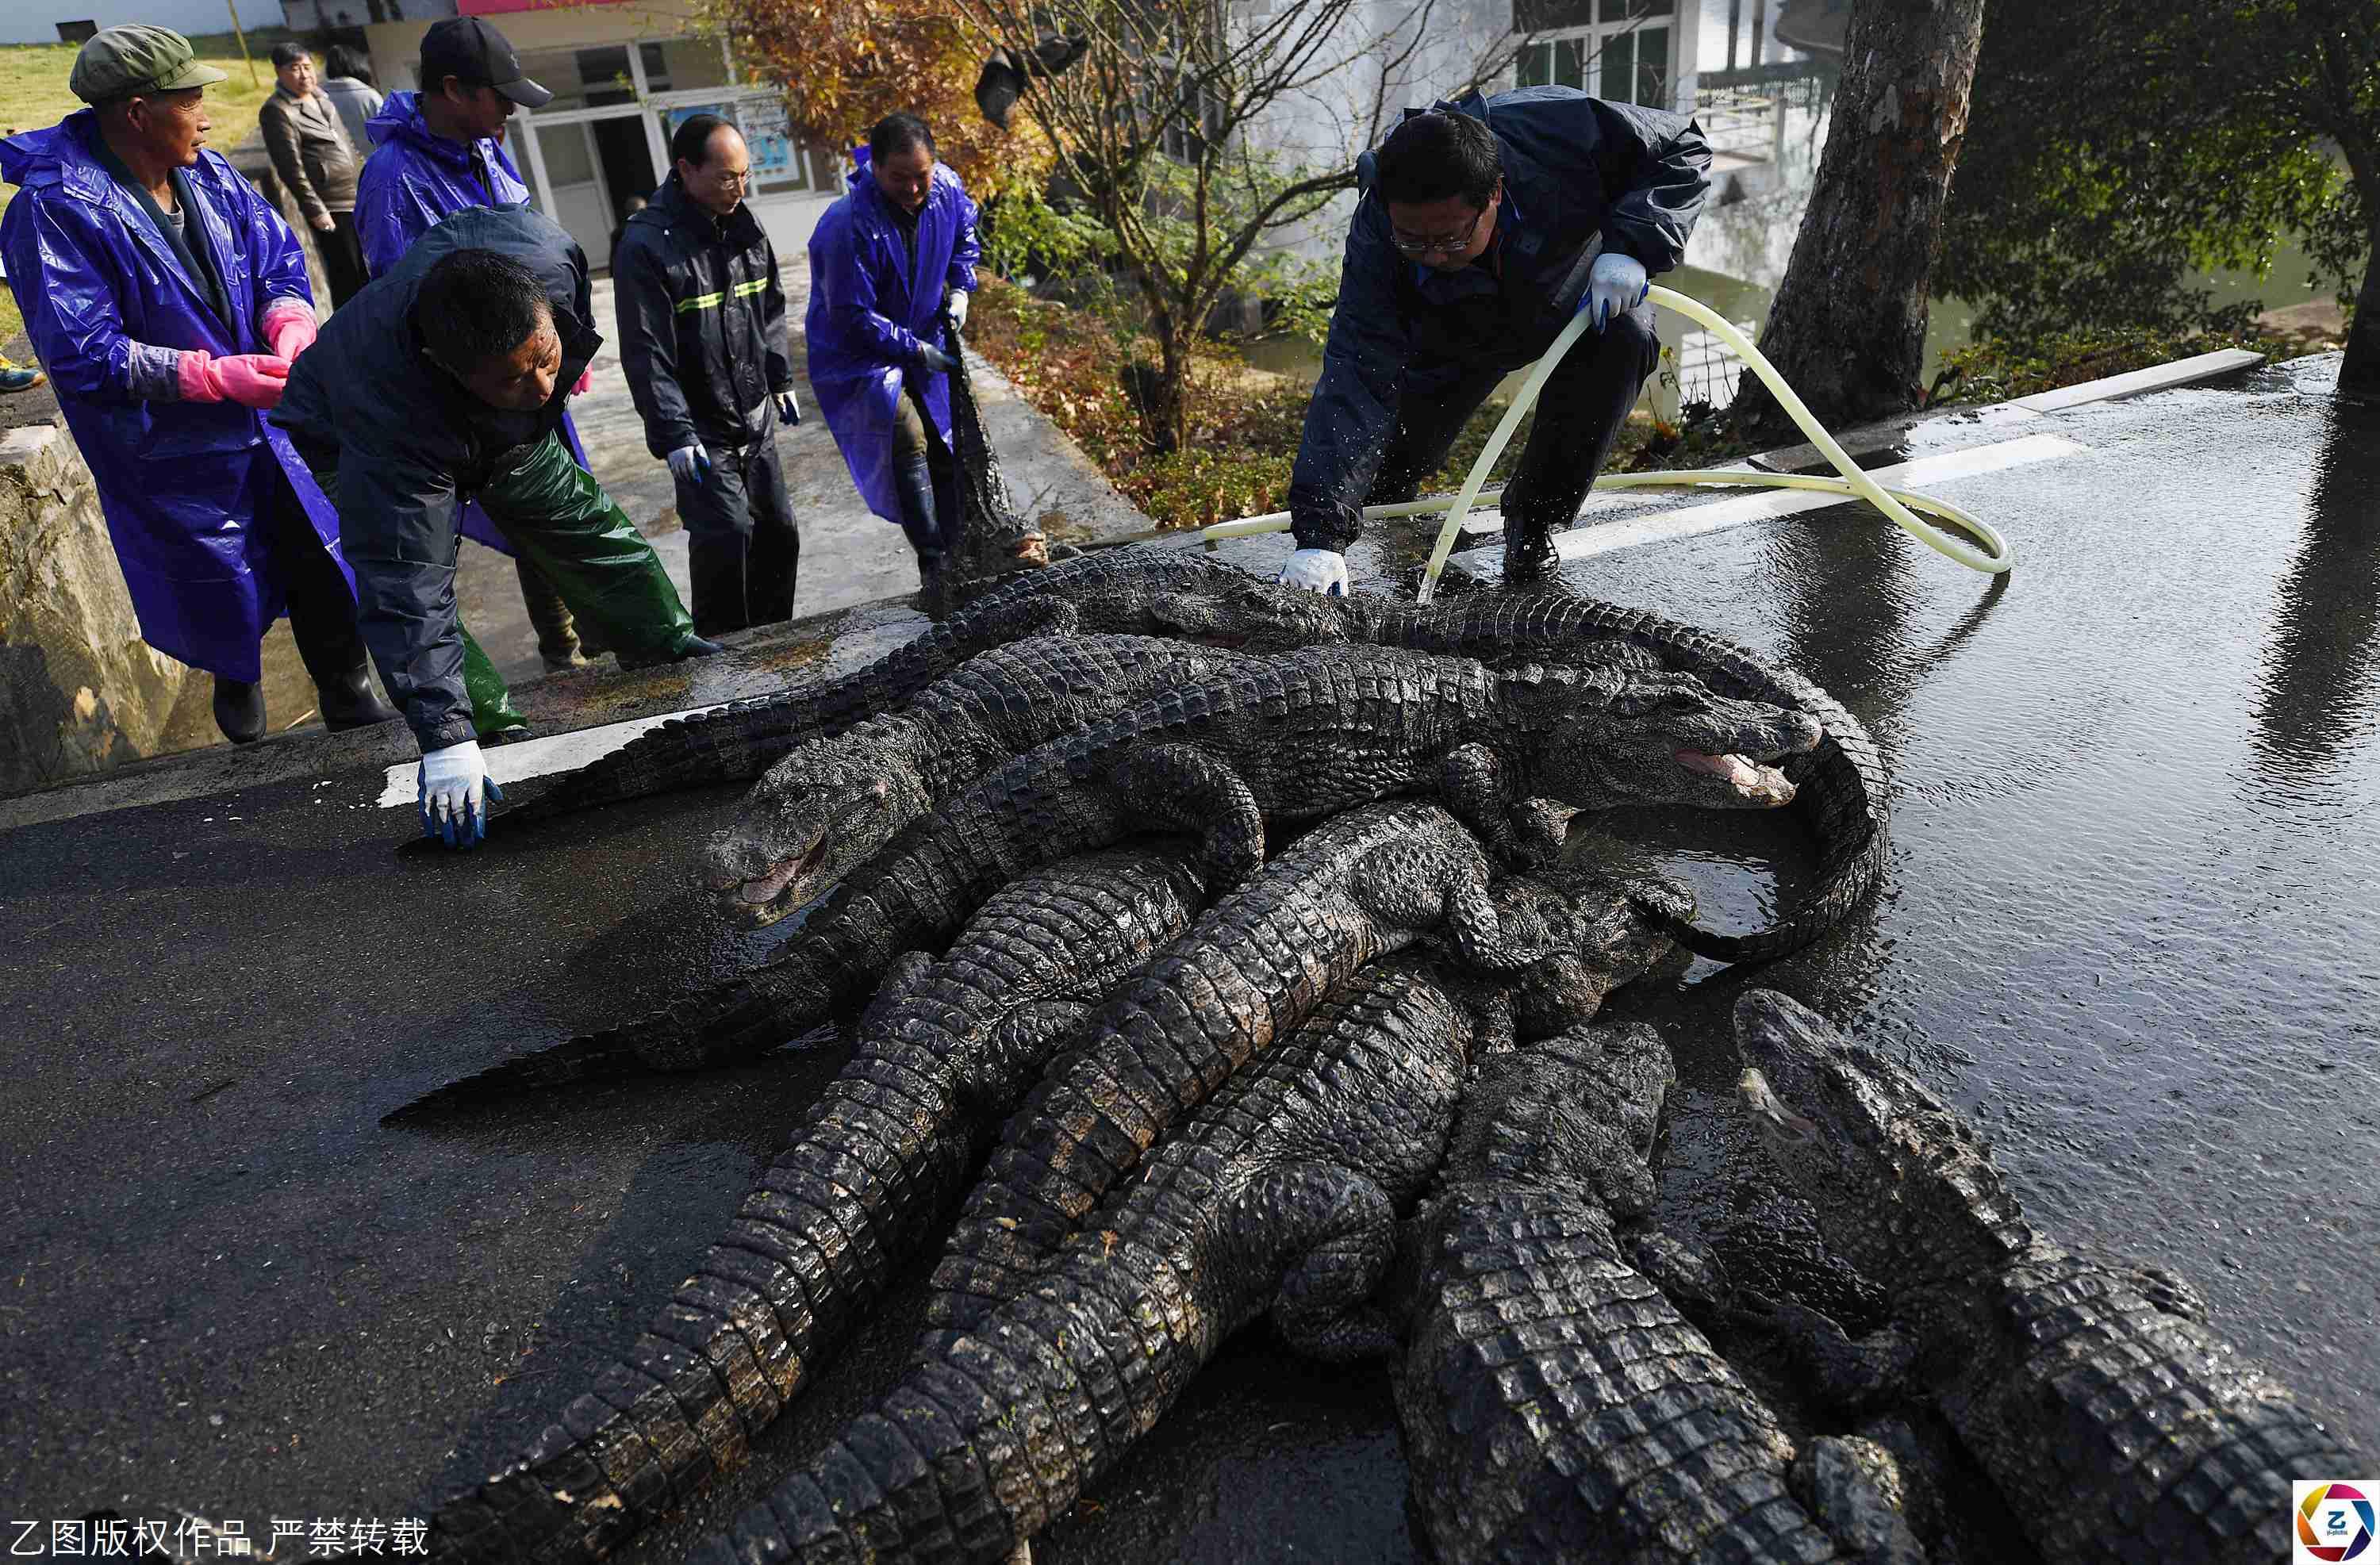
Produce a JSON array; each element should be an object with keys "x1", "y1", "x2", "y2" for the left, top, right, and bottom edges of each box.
[{"x1": 0, "y1": 25, "x2": 395, "y2": 744}]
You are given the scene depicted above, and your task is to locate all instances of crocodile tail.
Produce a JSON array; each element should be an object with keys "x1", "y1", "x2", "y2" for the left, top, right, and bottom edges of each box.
[
  {"x1": 382, "y1": 969, "x2": 831, "y2": 1118},
  {"x1": 497, "y1": 572, "x2": 1107, "y2": 826},
  {"x1": 426, "y1": 1051, "x2": 975, "y2": 1563},
  {"x1": 502, "y1": 696, "x2": 836, "y2": 825},
  {"x1": 692, "y1": 1256, "x2": 1183, "y2": 1565}
]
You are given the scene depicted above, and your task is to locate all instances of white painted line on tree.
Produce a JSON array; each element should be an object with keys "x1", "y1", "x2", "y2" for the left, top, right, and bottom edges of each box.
[
  {"x1": 374, "y1": 704, "x2": 731, "y2": 807},
  {"x1": 1544, "y1": 431, "x2": 2086, "y2": 562}
]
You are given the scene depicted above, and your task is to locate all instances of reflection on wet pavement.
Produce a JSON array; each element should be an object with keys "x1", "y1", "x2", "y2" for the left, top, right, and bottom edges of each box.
[{"x1": 1562, "y1": 359, "x2": 2379, "y2": 1456}]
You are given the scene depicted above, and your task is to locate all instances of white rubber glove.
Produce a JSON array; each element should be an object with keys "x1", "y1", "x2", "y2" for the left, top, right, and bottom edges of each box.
[
  {"x1": 776, "y1": 390, "x2": 801, "y2": 427},
  {"x1": 1277, "y1": 547, "x2": 1349, "y2": 596},
  {"x1": 946, "y1": 290, "x2": 971, "y2": 333},
  {"x1": 667, "y1": 443, "x2": 711, "y2": 485},
  {"x1": 1580, "y1": 252, "x2": 1649, "y2": 329},
  {"x1": 418, "y1": 740, "x2": 501, "y2": 849}
]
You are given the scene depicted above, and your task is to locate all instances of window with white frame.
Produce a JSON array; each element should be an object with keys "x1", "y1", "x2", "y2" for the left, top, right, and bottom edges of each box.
[{"x1": 1513, "y1": 0, "x2": 1674, "y2": 110}]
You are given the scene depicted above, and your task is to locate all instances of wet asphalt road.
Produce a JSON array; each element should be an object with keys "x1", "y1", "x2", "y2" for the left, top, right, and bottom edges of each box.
[{"x1": 2, "y1": 354, "x2": 2373, "y2": 1559}]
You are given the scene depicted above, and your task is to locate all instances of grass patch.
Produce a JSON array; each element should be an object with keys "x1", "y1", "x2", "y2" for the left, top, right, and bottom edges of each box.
[
  {"x1": 965, "y1": 274, "x2": 1754, "y2": 533},
  {"x1": 2, "y1": 33, "x2": 284, "y2": 347}
]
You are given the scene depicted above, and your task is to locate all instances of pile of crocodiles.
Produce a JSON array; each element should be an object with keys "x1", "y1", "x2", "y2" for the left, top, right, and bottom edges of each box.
[{"x1": 361, "y1": 550, "x2": 2354, "y2": 1564}]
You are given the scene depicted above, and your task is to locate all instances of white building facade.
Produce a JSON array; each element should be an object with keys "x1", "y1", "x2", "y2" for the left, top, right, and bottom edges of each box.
[{"x1": 280, "y1": 0, "x2": 832, "y2": 270}]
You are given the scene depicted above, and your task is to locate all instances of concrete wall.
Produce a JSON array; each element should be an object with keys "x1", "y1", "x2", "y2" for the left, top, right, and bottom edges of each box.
[{"x1": 0, "y1": 424, "x2": 317, "y2": 799}]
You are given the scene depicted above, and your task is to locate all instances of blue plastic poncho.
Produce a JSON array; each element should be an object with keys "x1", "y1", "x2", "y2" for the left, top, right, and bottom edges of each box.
[
  {"x1": 352, "y1": 90, "x2": 585, "y2": 550},
  {"x1": 0, "y1": 112, "x2": 350, "y2": 682},
  {"x1": 805, "y1": 147, "x2": 980, "y2": 524},
  {"x1": 353, "y1": 90, "x2": 531, "y2": 278}
]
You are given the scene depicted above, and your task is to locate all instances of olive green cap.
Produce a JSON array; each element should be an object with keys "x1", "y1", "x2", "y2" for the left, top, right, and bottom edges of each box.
[{"x1": 70, "y1": 25, "x2": 230, "y2": 104}]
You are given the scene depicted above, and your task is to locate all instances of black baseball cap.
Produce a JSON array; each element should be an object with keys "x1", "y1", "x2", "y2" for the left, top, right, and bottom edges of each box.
[{"x1": 417, "y1": 17, "x2": 551, "y2": 108}]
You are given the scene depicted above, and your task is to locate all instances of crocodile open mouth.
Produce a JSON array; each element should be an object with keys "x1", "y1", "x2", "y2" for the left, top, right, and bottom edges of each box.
[
  {"x1": 735, "y1": 836, "x2": 832, "y2": 918},
  {"x1": 1677, "y1": 748, "x2": 1795, "y2": 804}
]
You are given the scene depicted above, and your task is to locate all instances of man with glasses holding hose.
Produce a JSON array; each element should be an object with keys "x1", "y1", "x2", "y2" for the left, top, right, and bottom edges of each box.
[{"x1": 1277, "y1": 86, "x2": 1711, "y2": 594}]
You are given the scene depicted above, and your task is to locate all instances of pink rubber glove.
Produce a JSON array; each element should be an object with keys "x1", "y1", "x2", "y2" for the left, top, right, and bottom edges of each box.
[
  {"x1": 262, "y1": 302, "x2": 318, "y2": 361},
  {"x1": 570, "y1": 368, "x2": 592, "y2": 397},
  {"x1": 177, "y1": 350, "x2": 292, "y2": 409}
]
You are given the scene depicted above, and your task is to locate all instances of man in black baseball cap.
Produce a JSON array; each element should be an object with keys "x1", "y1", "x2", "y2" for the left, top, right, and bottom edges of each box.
[
  {"x1": 418, "y1": 17, "x2": 552, "y2": 110},
  {"x1": 355, "y1": 13, "x2": 594, "y2": 697}
]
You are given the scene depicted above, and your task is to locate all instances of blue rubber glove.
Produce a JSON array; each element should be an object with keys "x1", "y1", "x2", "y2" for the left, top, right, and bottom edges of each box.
[
  {"x1": 1277, "y1": 547, "x2": 1349, "y2": 596},
  {"x1": 776, "y1": 391, "x2": 801, "y2": 428},
  {"x1": 667, "y1": 443, "x2": 710, "y2": 485},
  {"x1": 419, "y1": 739, "x2": 501, "y2": 849},
  {"x1": 1580, "y1": 252, "x2": 1649, "y2": 330},
  {"x1": 919, "y1": 344, "x2": 957, "y2": 375}
]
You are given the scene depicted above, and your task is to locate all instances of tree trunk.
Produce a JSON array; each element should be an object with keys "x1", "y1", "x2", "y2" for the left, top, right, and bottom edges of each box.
[
  {"x1": 2346, "y1": 228, "x2": 2380, "y2": 398},
  {"x1": 1732, "y1": 0, "x2": 1988, "y2": 440}
]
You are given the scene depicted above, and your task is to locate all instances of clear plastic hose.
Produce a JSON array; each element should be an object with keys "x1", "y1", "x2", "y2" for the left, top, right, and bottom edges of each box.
[{"x1": 1200, "y1": 283, "x2": 2014, "y2": 600}]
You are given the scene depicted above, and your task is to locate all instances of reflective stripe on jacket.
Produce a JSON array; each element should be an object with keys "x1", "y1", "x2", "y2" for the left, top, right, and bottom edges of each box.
[{"x1": 612, "y1": 172, "x2": 793, "y2": 458}]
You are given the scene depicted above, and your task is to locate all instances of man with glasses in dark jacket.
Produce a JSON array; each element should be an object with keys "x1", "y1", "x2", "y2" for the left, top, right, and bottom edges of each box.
[
  {"x1": 612, "y1": 113, "x2": 802, "y2": 635},
  {"x1": 1276, "y1": 87, "x2": 1711, "y2": 595}
]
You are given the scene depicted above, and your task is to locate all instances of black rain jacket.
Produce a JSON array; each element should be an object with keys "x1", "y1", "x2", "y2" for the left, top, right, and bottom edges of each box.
[
  {"x1": 610, "y1": 173, "x2": 793, "y2": 458},
  {"x1": 1288, "y1": 86, "x2": 1713, "y2": 551},
  {"x1": 271, "y1": 203, "x2": 601, "y2": 752}
]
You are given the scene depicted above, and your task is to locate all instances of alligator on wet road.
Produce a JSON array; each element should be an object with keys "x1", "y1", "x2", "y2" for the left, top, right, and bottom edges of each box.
[
  {"x1": 685, "y1": 862, "x2": 1678, "y2": 1563},
  {"x1": 701, "y1": 635, "x2": 1261, "y2": 926},
  {"x1": 502, "y1": 550, "x2": 1345, "y2": 824},
  {"x1": 1735, "y1": 988, "x2": 2367, "y2": 1565},
  {"x1": 401, "y1": 646, "x2": 1815, "y2": 1110},
  {"x1": 1393, "y1": 1019, "x2": 1925, "y2": 1564},
  {"x1": 923, "y1": 802, "x2": 1691, "y2": 1338},
  {"x1": 421, "y1": 850, "x2": 1209, "y2": 1563}
]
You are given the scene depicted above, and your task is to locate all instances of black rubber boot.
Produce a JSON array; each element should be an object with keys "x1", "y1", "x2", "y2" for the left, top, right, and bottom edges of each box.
[
  {"x1": 1501, "y1": 512, "x2": 1564, "y2": 589},
  {"x1": 893, "y1": 451, "x2": 946, "y2": 607},
  {"x1": 316, "y1": 666, "x2": 400, "y2": 731},
  {"x1": 213, "y1": 677, "x2": 267, "y2": 744}
]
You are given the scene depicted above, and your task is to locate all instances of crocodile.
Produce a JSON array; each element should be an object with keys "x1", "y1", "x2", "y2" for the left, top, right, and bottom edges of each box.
[
  {"x1": 1346, "y1": 594, "x2": 1891, "y2": 965},
  {"x1": 701, "y1": 635, "x2": 1265, "y2": 926},
  {"x1": 402, "y1": 646, "x2": 1818, "y2": 1110},
  {"x1": 424, "y1": 848, "x2": 1210, "y2": 1564},
  {"x1": 502, "y1": 549, "x2": 1342, "y2": 823},
  {"x1": 1734, "y1": 988, "x2": 2367, "y2": 1565},
  {"x1": 920, "y1": 802, "x2": 1691, "y2": 1336},
  {"x1": 686, "y1": 861, "x2": 1678, "y2": 1565},
  {"x1": 1394, "y1": 1020, "x2": 1925, "y2": 1564}
]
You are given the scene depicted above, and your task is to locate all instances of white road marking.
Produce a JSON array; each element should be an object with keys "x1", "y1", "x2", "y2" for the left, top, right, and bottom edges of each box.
[
  {"x1": 375, "y1": 704, "x2": 731, "y2": 807},
  {"x1": 1545, "y1": 432, "x2": 2085, "y2": 562}
]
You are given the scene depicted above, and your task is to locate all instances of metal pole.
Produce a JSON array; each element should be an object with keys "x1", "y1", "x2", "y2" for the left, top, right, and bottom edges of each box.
[{"x1": 225, "y1": 0, "x2": 259, "y2": 88}]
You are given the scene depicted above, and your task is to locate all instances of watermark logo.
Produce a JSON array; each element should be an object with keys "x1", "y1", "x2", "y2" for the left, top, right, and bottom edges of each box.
[{"x1": 2297, "y1": 1482, "x2": 2379, "y2": 1563}]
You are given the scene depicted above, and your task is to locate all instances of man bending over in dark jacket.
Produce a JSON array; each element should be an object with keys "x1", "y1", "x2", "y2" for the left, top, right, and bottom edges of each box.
[
  {"x1": 1277, "y1": 87, "x2": 1710, "y2": 595},
  {"x1": 274, "y1": 203, "x2": 719, "y2": 847}
]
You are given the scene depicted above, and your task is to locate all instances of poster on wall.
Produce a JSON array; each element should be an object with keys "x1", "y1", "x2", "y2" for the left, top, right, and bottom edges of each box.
[
  {"x1": 666, "y1": 101, "x2": 796, "y2": 184},
  {"x1": 738, "y1": 100, "x2": 796, "y2": 181}
]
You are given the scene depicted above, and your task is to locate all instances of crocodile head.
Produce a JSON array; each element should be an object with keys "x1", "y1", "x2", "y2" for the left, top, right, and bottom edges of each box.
[
  {"x1": 1486, "y1": 865, "x2": 1691, "y2": 1038},
  {"x1": 1733, "y1": 988, "x2": 2035, "y2": 1287},
  {"x1": 1434, "y1": 1022, "x2": 1674, "y2": 1219},
  {"x1": 1139, "y1": 573, "x2": 1361, "y2": 649},
  {"x1": 701, "y1": 754, "x2": 935, "y2": 926},
  {"x1": 1526, "y1": 667, "x2": 1821, "y2": 811}
]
